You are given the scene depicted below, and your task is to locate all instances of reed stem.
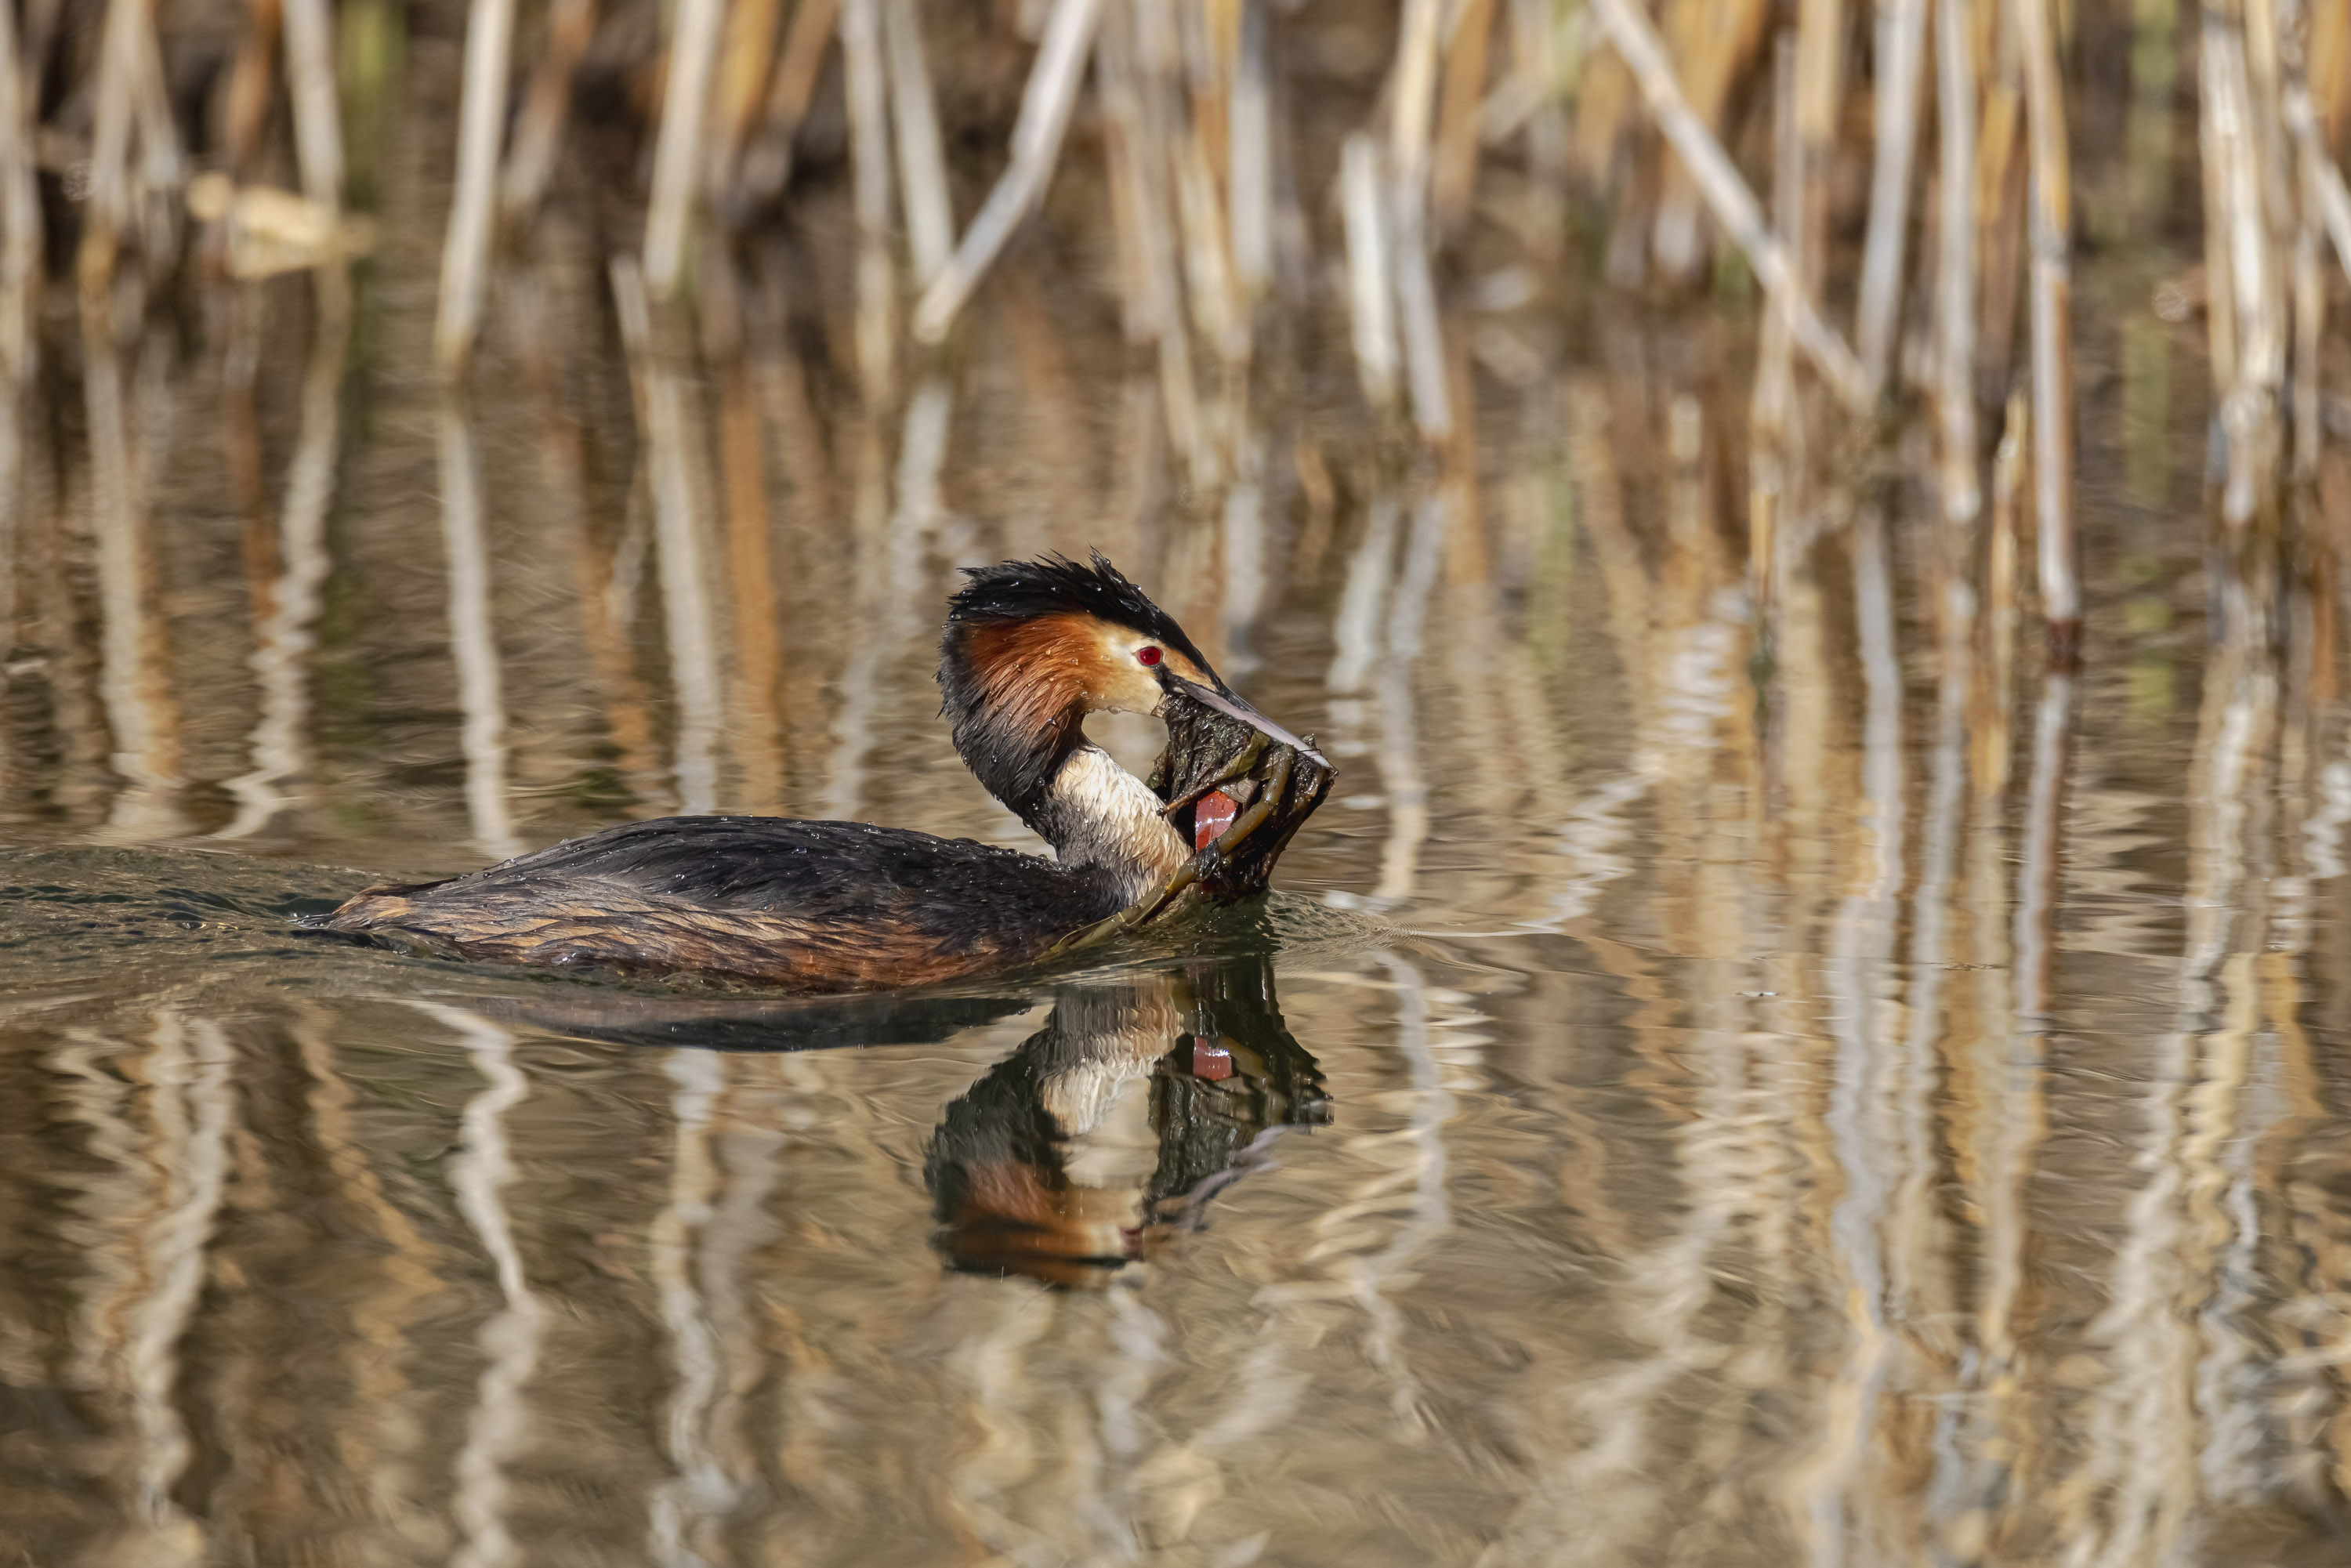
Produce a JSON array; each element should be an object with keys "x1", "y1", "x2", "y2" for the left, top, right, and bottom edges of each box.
[
  {"x1": 501, "y1": 0, "x2": 597, "y2": 220},
  {"x1": 737, "y1": 0, "x2": 842, "y2": 213},
  {"x1": 1857, "y1": 0, "x2": 1929, "y2": 393},
  {"x1": 0, "y1": 0, "x2": 38, "y2": 386},
  {"x1": 435, "y1": 0, "x2": 516, "y2": 377},
  {"x1": 1751, "y1": 32, "x2": 1802, "y2": 621},
  {"x1": 1592, "y1": 0, "x2": 1871, "y2": 410},
  {"x1": 911, "y1": 0, "x2": 1102, "y2": 344},
  {"x1": 841, "y1": 0, "x2": 898, "y2": 401},
  {"x1": 1229, "y1": 0, "x2": 1274, "y2": 300},
  {"x1": 1391, "y1": 0, "x2": 1454, "y2": 438},
  {"x1": 2203, "y1": 15, "x2": 2283, "y2": 527},
  {"x1": 1342, "y1": 134, "x2": 1402, "y2": 415},
  {"x1": 280, "y1": 0, "x2": 346, "y2": 212},
  {"x1": 882, "y1": 0, "x2": 955, "y2": 288},
  {"x1": 2012, "y1": 0, "x2": 2076, "y2": 649},
  {"x1": 645, "y1": 0, "x2": 728, "y2": 301},
  {"x1": 1432, "y1": 0, "x2": 1496, "y2": 244},
  {"x1": 1934, "y1": 0, "x2": 1980, "y2": 523}
]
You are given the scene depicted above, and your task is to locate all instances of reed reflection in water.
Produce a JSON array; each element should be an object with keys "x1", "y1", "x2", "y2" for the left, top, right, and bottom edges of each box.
[
  {"x1": 9, "y1": 302, "x2": 2351, "y2": 1563},
  {"x1": 12, "y1": 9, "x2": 2351, "y2": 1566}
]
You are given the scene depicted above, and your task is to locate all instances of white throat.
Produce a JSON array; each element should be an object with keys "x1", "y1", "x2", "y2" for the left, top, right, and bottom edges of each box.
[{"x1": 1040, "y1": 744, "x2": 1190, "y2": 895}]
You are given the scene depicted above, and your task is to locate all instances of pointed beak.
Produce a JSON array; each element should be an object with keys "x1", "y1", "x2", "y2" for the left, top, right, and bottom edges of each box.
[{"x1": 1165, "y1": 679, "x2": 1330, "y2": 769}]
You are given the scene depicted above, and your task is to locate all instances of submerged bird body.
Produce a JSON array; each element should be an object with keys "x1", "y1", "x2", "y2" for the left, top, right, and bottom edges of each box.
[
  {"x1": 320, "y1": 556, "x2": 1331, "y2": 991},
  {"x1": 333, "y1": 817, "x2": 1145, "y2": 990}
]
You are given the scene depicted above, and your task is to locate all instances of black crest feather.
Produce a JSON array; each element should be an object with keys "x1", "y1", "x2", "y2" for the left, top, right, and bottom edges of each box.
[
  {"x1": 937, "y1": 552, "x2": 1218, "y2": 822},
  {"x1": 944, "y1": 552, "x2": 1213, "y2": 676}
]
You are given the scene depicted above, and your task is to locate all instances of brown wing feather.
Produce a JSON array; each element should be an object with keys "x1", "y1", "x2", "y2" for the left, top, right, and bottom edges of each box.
[{"x1": 328, "y1": 881, "x2": 1031, "y2": 990}]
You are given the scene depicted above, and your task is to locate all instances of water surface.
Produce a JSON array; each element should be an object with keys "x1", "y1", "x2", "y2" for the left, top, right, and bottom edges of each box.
[{"x1": 5, "y1": 81, "x2": 2351, "y2": 1568}]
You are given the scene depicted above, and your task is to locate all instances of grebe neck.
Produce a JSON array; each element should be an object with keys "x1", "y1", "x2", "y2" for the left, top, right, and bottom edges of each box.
[
  {"x1": 937, "y1": 625, "x2": 1189, "y2": 900},
  {"x1": 1029, "y1": 744, "x2": 1190, "y2": 903}
]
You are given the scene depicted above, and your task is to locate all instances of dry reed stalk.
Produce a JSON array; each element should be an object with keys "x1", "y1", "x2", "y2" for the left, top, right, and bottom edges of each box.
[
  {"x1": 1650, "y1": 0, "x2": 1770, "y2": 281},
  {"x1": 1186, "y1": 2, "x2": 1233, "y2": 197},
  {"x1": 2012, "y1": 658, "x2": 2074, "y2": 1093},
  {"x1": 0, "y1": 0, "x2": 38, "y2": 386},
  {"x1": 502, "y1": 0, "x2": 599, "y2": 219},
  {"x1": 280, "y1": 0, "x2": 346, "y2": 209},
  {"x1": 1432, "y1": 0, "x2": 1496, "y2": 244},
  {"x1": 216, "y1": 285, "x2": 350, "y2": 840},
  {"x1": 83, "y1": 327, "x2": 188, "y2": 841},
  {"x1": 1174, "y1": 96, "x2": 1245, "y2": 368},
  {"x1": 1097, "y1": 9, "x2": 1162, "y2": 342},
  {"x1": 2295, "y1": 205, "x2": 2323, "y2": 479},
  {"x1": 133, "y1": 17, "x2": 182, "y2": 231},
  {"x1": 1572, "y1": 23, "x2": 1636, "y2": 183},
  {"x1": 911, "y1": 0, "x2": 1102, "y2": 344},
  {"x1": 612, "y1": 257, "x2": 726, "y2": 815},
  {"x1": 2317, "y1": 2, "x2": 2351, "y2": 145},
  {"x1": 219, "y1": 0, "x2": 281, "y2": 176},
  {"x1": 2309, "y1": 137, "x2": 2351, "y2": 281},
  {"x1": 1391, "y1": 0, "x2": 1453, "y2": 438},
  {"x1": 2012, "y1": 0, "x2": 2076, "y2": 649},
  {"x1": 2125, "y1": 0, "x2": 2177, "y2": 222},
  {"x1": 0, "y1": 0, "x2": 24, "y2": 764},
  {"x1": 882, "y1": 0, "x2": 955, "y2": 288},
  {"x1": 1935, "y1": 0, "x2": 1980, "y2": 523},
  {"x1": 717, "y1": 351, "x2": 787, "y2": 812},
  {"x1": 1795, "y1": 0, "x2": 1846, "y2": 283},
  {"x1": 1592, "y1": 0, "x2": 1871, "y2": 410},
  {"x1": 1162, "y1": 7, "x2": 1247, "y2": 382},
  {"x1": 1341, "y1": 133, "x2": 1401, "y2": 415},
  {"x1": 1105, "y1": 371, "x2": 1165, "y2": 562},
  {"x1": 511, "y1": 272, "x2": 661, "y2": 801},
  {"x1": 81, "y1": 0, "x2": 165, "y2": 295},
  {"x1": 1100, "y1": 5, "x2": 1205, "y2": 482},
  {"x1": 1750, "y1": 33, "x2": 1802, "y2": 622},
  {"x1": 711, "y1": 0, "x2": 785, "y2": 198},
  {"x1": 433, "y1": 400, "x2": 520, "y2": 856},
  {"x1": 1265, "y1": 33, "x2": 1311, "y2": 313},
  {"x1": 841, "y1": 0, "x2": 898, "y2": 400},
  {"x1": 1505, "y1": 0, "x2": 1569, "y2": 256},
  {"x1": 436, "y1": 0, "x2": 517, "y2": 377},
  {"x1": 1227, "y1": 0, "x2": 1273, "y2": 300},
  {"x1": 1974, "y1": 1, "x2": 2027, "y2": 404},
  {"x1": 737, "y1": 0, "x2": 842, "y2": 213},
  {"x1": 1110, "y1": 7, "x2": 1213, "y2": 480},
  {"x1": 821, "y1": 382, "x2": 949, "y2": 820},
  {"x1": 1442, "y1": 331, "x2": 1489, "y2": 579},
  {"x1": 1476, "y1": 0, "x2": 1547, "y2": 143},
  {"x1": 2205, "y1": 16, "x2": 2286, "y2": 527},
  {"x1": 2283, "y1": 56, "x2": 2351, "y2": 286},
  {"x1": 645, "y1": 0, "x2": 729, "y2": 301},
  {"x1": 222, "y1": 298, "x2": 277, "y2": 627},
  {"x1": 1980, "y1": 389, "x2": 2026, "y2": 796},
  {"x1": 2244, "y1": 0, "x2": 2297, "y2": 244},
  {"x1": 2281, "y1": 3, "x2": 2327, "y2": 481},
  {"x1": 1857, "y1": 0, "x2": 1929, "y2": 393}
]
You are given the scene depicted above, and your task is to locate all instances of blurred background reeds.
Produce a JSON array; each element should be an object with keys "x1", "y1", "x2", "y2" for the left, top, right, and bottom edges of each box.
[{"x1": 0, "y1": 2, "x2": 2347, "y2": 852}]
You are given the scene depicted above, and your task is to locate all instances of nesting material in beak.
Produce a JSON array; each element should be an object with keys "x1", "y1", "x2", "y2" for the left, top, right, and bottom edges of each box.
[
  {"x1": 1144, "y1": 679, "x2": 1335, "y2": 905},
  {"x1": 1163, "y1": 679, "x2": 1330, "y2": 769}
]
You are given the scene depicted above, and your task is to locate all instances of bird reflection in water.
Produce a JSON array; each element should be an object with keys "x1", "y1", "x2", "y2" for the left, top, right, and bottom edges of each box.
[
  {"x1": 480, "y1": 953, "x2": 1329, "y2": 1289},
  {"x1": 926, "y1": 958, "x2": 1328, "y2": 1287}
]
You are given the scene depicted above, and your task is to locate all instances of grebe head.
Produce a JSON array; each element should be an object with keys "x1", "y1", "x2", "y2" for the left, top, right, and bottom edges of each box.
[{"x1": 941, "y1": 552, "x2": 1313, "y2": 780}]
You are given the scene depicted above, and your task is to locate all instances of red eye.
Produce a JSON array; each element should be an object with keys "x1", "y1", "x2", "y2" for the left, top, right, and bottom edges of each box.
[{"x1": 1136, "y1": 646, "x2": 1163, "y2": 667}]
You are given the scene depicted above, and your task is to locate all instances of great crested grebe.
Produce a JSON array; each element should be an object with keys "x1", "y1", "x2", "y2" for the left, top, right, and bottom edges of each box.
[{"x1": 317, "y1": 555, "x2": 1333, "y2": 990}]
